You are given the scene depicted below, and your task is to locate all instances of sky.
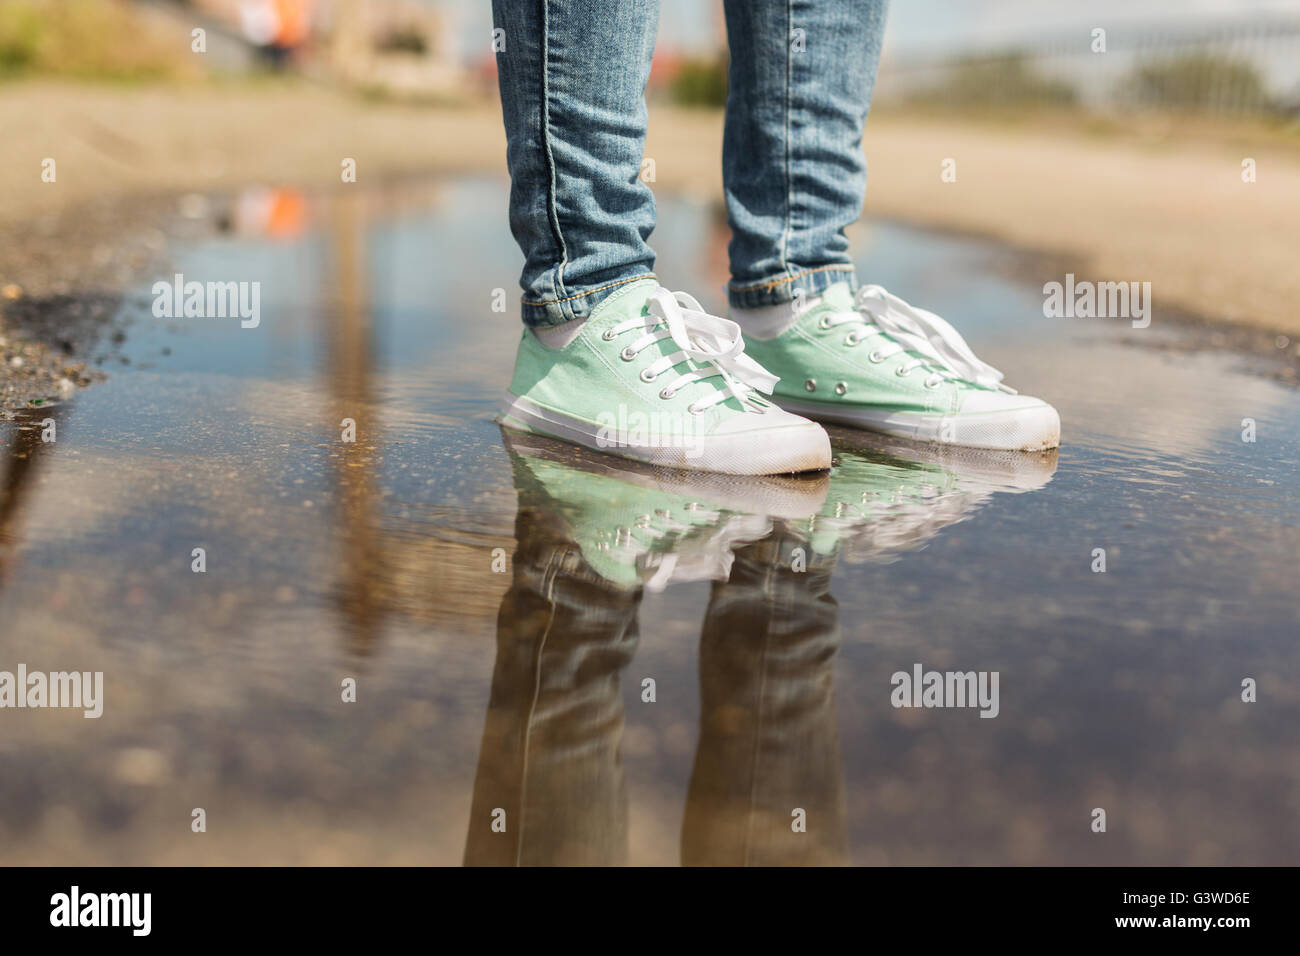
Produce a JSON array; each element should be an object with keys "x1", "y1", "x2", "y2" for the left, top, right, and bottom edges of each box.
[
  {"x1": 446, "y1": 0, "x2": 1300, "y2": 58},
  {"x1": 877, "y1": 0, "x2": 1300, "y2": 55}
]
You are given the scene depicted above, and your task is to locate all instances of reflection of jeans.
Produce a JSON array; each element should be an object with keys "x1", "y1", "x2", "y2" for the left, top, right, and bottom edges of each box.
[
  {"x1": 465, "y1": 511, "x2": 846, "y2": 866},
  {"x1": 491, "y1": 0, "x2": 890, "y2": 325},
  {"x1": 684, "y1": 532, "x2": 846, "y2": 866},
  {"x1": 465, "y1": 506, "x2": 641, "y2": 866}
]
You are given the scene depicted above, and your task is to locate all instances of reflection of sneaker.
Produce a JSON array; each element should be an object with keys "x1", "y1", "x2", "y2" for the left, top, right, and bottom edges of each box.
[
  {"x1": 500, "y1": 279, "x2": 830, "y2": 476},
  {"x1": 794, "y1": 428, "x2": 1058, "y2": 561},
  {"x1": 738, "y1": 282, "x2": 1061, "y2": 451},
  {"x1": 502, "y1": 428, "x2": 828, "y2": 591}
]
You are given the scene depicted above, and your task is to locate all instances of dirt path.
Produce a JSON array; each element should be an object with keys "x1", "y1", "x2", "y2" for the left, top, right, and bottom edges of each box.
[
  {"x1": 2, "y1": 81, "x2": 1298, "y2": 338},
  {"x1": 649, "y1": 109, "x2": 1300, "y2": 337}
]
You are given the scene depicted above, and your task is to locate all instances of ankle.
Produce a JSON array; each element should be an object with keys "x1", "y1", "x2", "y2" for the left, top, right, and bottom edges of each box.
[
  {"x1": 530, "y1": 315, "x2": 589, "y2": 349},
  {"x1": 732, "y1": 299, "x2": 811, "y2": 340}
]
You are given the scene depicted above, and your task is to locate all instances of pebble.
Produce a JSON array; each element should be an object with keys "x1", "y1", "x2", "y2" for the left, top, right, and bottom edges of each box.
[{"x1": 113, "y1": 748, "x2": 169, "y2": 786}]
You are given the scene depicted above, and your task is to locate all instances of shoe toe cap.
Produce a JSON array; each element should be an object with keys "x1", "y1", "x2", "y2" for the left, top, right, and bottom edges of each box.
[
  {"x1": 708, "y1": 407, "x2": 831, "y2": 474},
  {"x1": 952, "y1": 390, "x2": 1061, "y2": 450},
  {"x1": 958, "y1": 389, "x2": 1055, "y2": 415}
]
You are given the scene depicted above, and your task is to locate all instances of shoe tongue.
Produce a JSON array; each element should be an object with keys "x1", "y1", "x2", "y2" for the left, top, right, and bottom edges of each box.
[
  {"x1": 578, "y1": 280, "x2": 662, "y2": 343},
  {"x1": 818, "y1": 282, "x2": 857, "y2": 313},
  {"x1": 585, "y1": 282, "x2": 748, "y2": 409},
  {"x1": 839, "y1": 283, "x2": 946, "y2": 376},
  {"x1": 588, "y1": 278, "x2": 661, "y2": 325}
]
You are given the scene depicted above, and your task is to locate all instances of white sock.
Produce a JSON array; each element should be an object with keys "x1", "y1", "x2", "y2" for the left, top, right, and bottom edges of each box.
[
  {"x1": 732, "y1": 295, "x2": 819, "y2": 340},
  {"x1": 531, "y1": 315, "x2": 589, "y2": 349}
]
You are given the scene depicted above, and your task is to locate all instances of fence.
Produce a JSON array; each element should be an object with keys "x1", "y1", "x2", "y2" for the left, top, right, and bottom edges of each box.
[{"x1": 873, "y1": 18, "x2": 1300, "y2": 116}]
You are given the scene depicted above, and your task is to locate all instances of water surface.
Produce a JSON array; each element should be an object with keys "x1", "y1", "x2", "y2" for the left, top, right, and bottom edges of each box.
[{"x1": 1, "y1": 178, "x2": 1297, "y2": 864}]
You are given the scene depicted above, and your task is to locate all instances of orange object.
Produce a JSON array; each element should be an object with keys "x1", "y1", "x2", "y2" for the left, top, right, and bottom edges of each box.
[
  {"x1": 273, "y1": 0, "x2": 311, "y2": 49},
  {"x1": 265, "y1": 188, "x2": 307, "y2": 239}
]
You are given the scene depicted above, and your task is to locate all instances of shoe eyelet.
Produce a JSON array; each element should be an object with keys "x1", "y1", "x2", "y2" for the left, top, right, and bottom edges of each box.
[
  {"x1": 602, "y1": 329, "x2": 617, "y2": 341},
  {"x1": 895, "y1": 366, "x2": 911, "y2": 377},
  {"x1": 818, "y1": 316, "x2": 833, "y2": 330},
  {"x1": 659, "y1": 387, "x2": 676, "y2": 400},
  {"x1": 804, "y1": 378, "x2": 817, "y2": 392},
  {"x1": 640, "y1": 368, "x2": 657, "y2": 383},
  {"x1": 924, "y1": 379, "x2": 942, "y2": 391},
  {"x1": 687, "y1": 403, "x2": 704, "y2": 415},
  {"x1": 834, "y1": 382, "x2": 848, "y2": 396},
  {"x1": 844, "y1": 333, "x2": 860, "y2": 347},
  {"x1": 868, "y1": 350, "x2": 884, "y2": 364},
  {"x1": 620, "y1": 346, "x2": 637, "y2": 361}
]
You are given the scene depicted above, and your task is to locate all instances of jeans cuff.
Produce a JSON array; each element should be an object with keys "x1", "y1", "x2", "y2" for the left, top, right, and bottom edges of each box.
[
  {"x1": 728, "y1": 265, "x2": 857, "y2": 310},
  {"x1": 521, "y1": 272, "x2": 659, "y2": 327}
]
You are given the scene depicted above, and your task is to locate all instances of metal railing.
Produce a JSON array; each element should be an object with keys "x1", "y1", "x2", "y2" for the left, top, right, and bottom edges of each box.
[{"x1": 874, "y1": 18, "x2": 1300, "y2": 116}]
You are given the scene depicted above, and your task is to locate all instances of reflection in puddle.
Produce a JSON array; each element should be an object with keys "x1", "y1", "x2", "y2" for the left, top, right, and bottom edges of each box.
[
  {"x1": 1, "y1": 178, "x2": 1298, "y2": 865},
  {"x1": 0, "y1": 406, "x2": 64, "y2": 587},
  {"x1": 468, "y1": 429, "x2": 1054, "y2": 865}
]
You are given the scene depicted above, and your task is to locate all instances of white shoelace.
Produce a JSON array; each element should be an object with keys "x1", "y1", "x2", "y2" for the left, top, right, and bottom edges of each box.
[
  {"x1": 817, "y1": 284, "x2": 1015, "y2": 393},
  {"x1": 602, "y1": 287, "x2": 779, "y2": 413}
]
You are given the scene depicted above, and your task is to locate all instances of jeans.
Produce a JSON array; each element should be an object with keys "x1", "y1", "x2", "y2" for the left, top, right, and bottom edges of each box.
[{"x1": 492, "y1": 0, "x2": 890, "y2": 326}]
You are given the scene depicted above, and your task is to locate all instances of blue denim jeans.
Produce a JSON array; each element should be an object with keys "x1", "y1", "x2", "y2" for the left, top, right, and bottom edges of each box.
[{"x1": 492, "y1": 0, "x2": 890, "y2": 326}]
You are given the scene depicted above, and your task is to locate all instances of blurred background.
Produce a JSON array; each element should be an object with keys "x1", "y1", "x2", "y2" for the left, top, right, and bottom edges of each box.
[
  {"x1": 2, "y1": 0, "x2": 1298, "y2": 338},
  {"x1": 7, "y1": 0, "x2": 1299, "y2": 108}
]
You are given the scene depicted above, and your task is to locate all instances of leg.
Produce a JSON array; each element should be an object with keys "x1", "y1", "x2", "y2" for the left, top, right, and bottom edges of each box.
[
  {"x1": 491, "y1": 0, "x2": 662, "y2": 327},
  {"x1": 493, "y1": 1, "x2": 832, "y2": 476},
  {"x1": 722, "y1": 0, "x2": 890, "y2": 310},
  {"x1": 721, "y1": 1, "x2": 1060, "y2": 451}
]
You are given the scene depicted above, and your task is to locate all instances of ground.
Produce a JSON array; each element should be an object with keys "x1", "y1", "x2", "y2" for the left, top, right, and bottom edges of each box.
[{"x1": 1, "y1": 79, "x2": 1298, "y2": 340}]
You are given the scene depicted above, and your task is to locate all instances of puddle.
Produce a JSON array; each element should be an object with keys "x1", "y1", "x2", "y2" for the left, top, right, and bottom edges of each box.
[{"x1": 1, "y1": 177, "x2": 1297, "y2": 864}]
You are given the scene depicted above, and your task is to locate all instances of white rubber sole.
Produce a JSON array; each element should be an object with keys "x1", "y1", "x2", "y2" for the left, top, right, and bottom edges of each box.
[
  {"x1": 500, "y1": 428, "x2": 829, "y2": 520},
  {"x1": 771, "y1": 396, "x2": 1061, "y2": 452},
  {"x1": 498, "y1": 392, "x2": 832, "y2": 476}
]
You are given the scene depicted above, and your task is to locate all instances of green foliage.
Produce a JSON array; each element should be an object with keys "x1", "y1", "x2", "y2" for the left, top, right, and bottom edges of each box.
[
  {"x1": 1122, "y1": 53, "x2": 1273, "y2": 112},
  {"x1": 670, "y1": 56, "x2": 728, "y2": 108},
  {"x1": 376, "y1": 27, "x2": 428, "y2": 57},
  {"x1": 0, "y1": 2, "x2": 43, "y2": 76},
  {"x1": 0, "y1": 0, "x2": 195, "y2": 83},
  {"x1": 911, "y1": 53, "x2": 1078, "y2": 108}
]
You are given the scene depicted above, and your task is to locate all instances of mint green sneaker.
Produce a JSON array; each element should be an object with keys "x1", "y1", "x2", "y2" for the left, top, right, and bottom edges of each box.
[
  {"x1": 500, "y1": 279, "x2": 831, "y2": 476},
  {"x1": 502, "y1": 428, "x2": 828, "y2": 590},
  {"x1": 738, "y1": 283, "x2": 1061, "y2": 451}
]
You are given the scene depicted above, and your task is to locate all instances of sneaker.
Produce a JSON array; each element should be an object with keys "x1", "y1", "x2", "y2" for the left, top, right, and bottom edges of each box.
[
  {"x1": 737, "y1": 282, "x2": 1061, "y2": 451},
  {"x1": 501, "y1": 427, "x2": 828, "y2": 590},
  {"x1": 499, "y1": 279, "x2": 831, "y2": 475}
]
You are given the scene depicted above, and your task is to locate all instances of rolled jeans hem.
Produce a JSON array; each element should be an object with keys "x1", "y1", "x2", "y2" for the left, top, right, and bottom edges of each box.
[
  {"x1": 520, "y1": 272, "x2": 658, "y2": 327},
  {"x1": 728, "y1": 265, "x2": 857, "y2": 310}
]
